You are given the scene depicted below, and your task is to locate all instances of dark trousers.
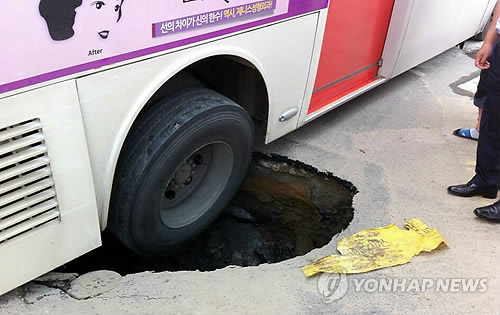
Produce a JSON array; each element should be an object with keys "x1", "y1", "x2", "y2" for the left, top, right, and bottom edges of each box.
[
  {"x1": 474, "y1": 41, "x2": 500, "y2": 187},
  {"x1": 474, "y1": 66, "x2": 489, "y2": 109}
]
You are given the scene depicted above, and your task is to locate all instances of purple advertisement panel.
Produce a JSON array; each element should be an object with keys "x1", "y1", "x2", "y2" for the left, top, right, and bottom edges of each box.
[
  {"x1": 153, "y1": 1, "x2": 277, "y2": 37},
  {"x1": 0, "y1": 0, "x2": 328, "y2": 94}
]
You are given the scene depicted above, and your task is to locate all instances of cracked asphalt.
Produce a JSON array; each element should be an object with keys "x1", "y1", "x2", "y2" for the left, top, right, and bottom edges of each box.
[{"x1": 1, "y1": 45, "x2": 499, "y2": 315}]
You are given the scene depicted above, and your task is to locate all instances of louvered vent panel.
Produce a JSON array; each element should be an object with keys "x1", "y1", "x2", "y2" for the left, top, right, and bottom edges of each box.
[{"x1": 0, "y1": 119, "x2": 60, "y2": 244}]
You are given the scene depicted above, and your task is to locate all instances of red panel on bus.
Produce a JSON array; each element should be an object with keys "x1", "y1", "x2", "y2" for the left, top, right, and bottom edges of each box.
[
  {"x1": 309, "y1": 67, "x2": 378, "y2": 113},
  {"x1": 309, "y1": 0, "x2": 395, "y2": 113}
]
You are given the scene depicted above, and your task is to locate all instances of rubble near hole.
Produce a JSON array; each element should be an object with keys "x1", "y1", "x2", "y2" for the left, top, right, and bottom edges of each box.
[{"x1": 59, "y1": 153, "x2": 357, "y2": 275}]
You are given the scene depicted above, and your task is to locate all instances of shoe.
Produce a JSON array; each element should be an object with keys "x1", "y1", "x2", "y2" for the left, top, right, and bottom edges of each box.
[
  {"x1": 452, "y1": 128, "x2": 479, "y2": 141},
  {"x1": 474, "y1": 201, "x2": 500, "y2": 222},
  {"x1": 447, "y1": 182, "x2": 498, "y2": 198}
]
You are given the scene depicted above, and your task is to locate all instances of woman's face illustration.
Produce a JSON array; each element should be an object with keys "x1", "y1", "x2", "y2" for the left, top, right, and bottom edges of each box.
[{"x1": 76, "y1": 0, "x2": 123, "y2": 40}]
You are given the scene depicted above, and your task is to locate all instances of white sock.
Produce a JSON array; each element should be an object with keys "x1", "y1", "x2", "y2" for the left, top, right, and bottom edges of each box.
[{"x1": 471, "y1": 128, "x2": 480, "y2": 139}]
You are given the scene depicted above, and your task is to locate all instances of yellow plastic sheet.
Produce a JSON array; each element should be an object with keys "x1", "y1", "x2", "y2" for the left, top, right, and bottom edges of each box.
[{"x1": 302, "y1": 219, "x2": 448, "y2": 277}]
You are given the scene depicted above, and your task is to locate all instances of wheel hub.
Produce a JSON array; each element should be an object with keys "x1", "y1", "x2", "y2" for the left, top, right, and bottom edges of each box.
[
  {"x1": 173, "y1": 162, "x2": 193, "y2": 186},
  {"x1": 164, "y1": 152, "x2": 206, "y2": 203},
  {"x1": 159, "y1": 143, "x2": 234, "y2": 229}
]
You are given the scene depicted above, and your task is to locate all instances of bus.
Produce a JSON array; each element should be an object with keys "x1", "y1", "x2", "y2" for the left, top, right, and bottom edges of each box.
[{"x1": 0, "y1": 0, "x2": 495, "y2": 295}]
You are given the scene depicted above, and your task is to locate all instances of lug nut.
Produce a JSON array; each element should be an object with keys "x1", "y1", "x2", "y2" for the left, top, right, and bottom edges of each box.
[
  {"x1": 165, "y1": 190, "x2": 176, "y2": 200},
  {"x1": 193, "y1": 154, "x2": 203, "y2": 165}
]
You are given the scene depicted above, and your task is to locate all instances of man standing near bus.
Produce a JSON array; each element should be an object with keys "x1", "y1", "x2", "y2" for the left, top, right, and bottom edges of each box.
[{"x1": 448, "y1": 1, "x2": 500, "y2": 222}]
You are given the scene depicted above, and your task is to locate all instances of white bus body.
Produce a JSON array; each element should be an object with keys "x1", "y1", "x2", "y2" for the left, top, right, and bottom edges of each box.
[{"x1": 0, "y1": 0, "x2": 495, "y2": 295}]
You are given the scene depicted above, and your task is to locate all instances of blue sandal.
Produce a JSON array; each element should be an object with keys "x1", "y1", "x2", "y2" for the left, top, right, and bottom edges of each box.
[{"x1": 453, "y1": 128, "x2": 479, "y2": 141}]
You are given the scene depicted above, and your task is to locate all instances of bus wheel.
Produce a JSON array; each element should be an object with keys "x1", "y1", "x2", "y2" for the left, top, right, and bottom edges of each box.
[{"x1": 109, "y1": 88, "x2": 254, "y2": 256}]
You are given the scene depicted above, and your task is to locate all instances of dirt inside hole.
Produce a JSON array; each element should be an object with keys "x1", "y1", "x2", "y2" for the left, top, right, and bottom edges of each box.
[{"x1": 59, "y1": 153, "x2": 357, "y2": 275}]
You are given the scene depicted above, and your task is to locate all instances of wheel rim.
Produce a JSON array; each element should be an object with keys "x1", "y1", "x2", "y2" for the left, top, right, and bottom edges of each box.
[{"x1": 160, "y1": 142, "x2": 234, "y2": 229}]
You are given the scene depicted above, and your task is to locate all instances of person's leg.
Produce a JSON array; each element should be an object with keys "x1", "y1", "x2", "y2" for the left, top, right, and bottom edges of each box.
[
  {"x1": 453, "y1": 65, "x2": 491, "y2": 140},
  {"x1": 453, "y1": 68, "x2": 489, "y2": 140},
  {"x1": 448, "y1": 47, "x2": 500, "y2": 199},
  {"x1": 473, "y1": 52, "x2": 500, "y2": 222},
  {"x1": 475, "y1": 67, "x2": 489, "y2": 132},
  {"x1": 476, "y1": 107, "x2": 483, "y2": 131},
  {"x1": 473, "y1": 42, "x2": 500, "y2": 188}
]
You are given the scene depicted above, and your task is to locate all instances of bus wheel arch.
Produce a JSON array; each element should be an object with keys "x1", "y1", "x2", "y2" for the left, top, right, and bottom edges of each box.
[
  {"x1": 144, "y1": 54, "x2": 270, "y2": 133},
  {"x1": 106, "y1": 55, "x2": 269, "y2": 255}
]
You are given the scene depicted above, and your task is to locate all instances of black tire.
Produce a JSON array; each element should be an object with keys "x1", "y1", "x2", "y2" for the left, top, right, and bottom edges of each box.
[{"x1": 108, "y1": 88, "x2": 254, "y2": 256}]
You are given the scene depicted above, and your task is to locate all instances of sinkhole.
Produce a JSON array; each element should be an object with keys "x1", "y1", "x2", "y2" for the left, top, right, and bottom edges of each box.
[{"x1": 59, "y1": 153, "x2": 357, "y2": 275}]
